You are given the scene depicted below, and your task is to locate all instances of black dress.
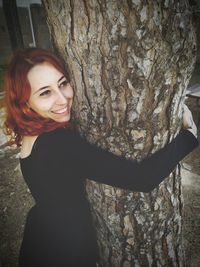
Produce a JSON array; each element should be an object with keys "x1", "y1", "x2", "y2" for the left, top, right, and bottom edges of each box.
[{"x1": 18, "y1": 128, "x2": 198, "y2": 267}]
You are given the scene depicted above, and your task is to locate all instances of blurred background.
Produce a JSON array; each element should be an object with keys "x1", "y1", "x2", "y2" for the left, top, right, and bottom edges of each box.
[{"x1": 0, "y1": 0, "x2": 200, "y2": 266}]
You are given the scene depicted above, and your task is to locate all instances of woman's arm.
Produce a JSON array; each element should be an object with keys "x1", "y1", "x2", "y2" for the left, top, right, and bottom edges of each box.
[{"x1": 70, "y1": 129, "x2": 198, "y2": 192}]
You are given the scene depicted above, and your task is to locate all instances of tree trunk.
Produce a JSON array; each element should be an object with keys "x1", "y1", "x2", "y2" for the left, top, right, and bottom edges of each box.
[{"x1": 42, "y1": 1, "x2": 196, "y2": 266}]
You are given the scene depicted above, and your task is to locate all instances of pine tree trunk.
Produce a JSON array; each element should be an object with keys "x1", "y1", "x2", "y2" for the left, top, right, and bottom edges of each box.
[{"x1": 42, "y1": 1, "x2": 196, "y2": 266}]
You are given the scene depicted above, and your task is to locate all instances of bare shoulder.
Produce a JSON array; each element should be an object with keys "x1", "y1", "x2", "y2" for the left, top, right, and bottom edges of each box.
[{"x1": 20, "y1": 135, "x2": 38, "y2": 159}]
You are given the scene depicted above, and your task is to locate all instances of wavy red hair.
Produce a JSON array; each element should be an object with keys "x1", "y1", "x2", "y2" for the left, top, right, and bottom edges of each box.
[{"x1": 4, "y1": 48, "x2": 71, "y2": 146}]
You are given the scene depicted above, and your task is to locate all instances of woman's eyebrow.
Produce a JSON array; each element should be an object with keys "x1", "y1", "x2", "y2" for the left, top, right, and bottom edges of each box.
[{"x1": 57, "y1": 75, "x2": 65, "y2": 83}]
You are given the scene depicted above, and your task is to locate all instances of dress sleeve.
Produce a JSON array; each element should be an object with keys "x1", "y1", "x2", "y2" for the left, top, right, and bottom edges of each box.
[{"x1": 71, "y1": 129, "x2": 198, "y2": 192}]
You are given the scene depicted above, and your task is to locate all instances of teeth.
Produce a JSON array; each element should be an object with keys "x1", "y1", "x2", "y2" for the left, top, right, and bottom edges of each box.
[{"x1": 53, "y1": 107, "x2": 68, "y2": 114}]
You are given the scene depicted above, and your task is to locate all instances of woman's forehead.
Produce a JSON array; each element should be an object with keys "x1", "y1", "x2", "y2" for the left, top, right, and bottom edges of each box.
[{"x1": 27, "y1": 63, "x2": 64, "y2": 91}]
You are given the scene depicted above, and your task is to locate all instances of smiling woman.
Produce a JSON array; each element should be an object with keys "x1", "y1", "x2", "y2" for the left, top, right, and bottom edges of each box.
[
  {"x1": 27, "y1": 63, "x2": 73, "y2": 123},
  {"x1": 3, "y1": 48, "x2": 199, "y2": 267},
  {"x1": 4, "y1": 48, "x2": 71, "y2": 146}
]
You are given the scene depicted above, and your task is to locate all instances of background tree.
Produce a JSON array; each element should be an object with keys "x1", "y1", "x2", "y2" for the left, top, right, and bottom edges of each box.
[{"x1": 42, "y1": 1, "x2": 196, "y2": 266}]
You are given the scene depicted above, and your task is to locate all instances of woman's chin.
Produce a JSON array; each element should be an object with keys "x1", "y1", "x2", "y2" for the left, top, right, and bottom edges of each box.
[{"x1": 52, "y1": 114, "x2": 71, "y2": 123}]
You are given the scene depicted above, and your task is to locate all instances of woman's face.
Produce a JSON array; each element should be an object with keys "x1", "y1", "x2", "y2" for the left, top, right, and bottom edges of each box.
[{"x1": 27, "y1": 63, "x2": 73, "y2": 123}]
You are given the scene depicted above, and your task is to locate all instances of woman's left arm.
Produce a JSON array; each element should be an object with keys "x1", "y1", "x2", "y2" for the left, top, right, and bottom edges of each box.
[{"x1": 73, "y1": 129, "x2": 198, "y2": 192}]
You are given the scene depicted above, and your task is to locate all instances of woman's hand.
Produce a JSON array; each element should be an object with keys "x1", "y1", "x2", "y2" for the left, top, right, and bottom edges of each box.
[{"x1": 183, "y1": 104, "x2": 197, "y2": 138}]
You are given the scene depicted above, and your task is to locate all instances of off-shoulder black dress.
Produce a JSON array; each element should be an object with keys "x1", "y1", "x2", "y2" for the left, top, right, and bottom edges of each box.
[{"x1": 18, "y1": 128, "x2": 198, "y2": 267}]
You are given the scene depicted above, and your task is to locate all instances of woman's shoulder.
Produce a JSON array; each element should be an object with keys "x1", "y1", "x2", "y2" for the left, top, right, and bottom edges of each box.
[
  {"x1": 20, "y1": 135, "x2": 38, "y2": 159},
  {"x1": 20, "y1": 127, "x2": 77, "y2": 160}
]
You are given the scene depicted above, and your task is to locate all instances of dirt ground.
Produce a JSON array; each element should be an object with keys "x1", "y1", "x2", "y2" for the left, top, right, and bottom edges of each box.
[
  {"x1": 0, "y1": 99, "x2": 200, "y2": 267},
  {"x1": 0, "y1": 146, "x2": 34, "y2": 267}
]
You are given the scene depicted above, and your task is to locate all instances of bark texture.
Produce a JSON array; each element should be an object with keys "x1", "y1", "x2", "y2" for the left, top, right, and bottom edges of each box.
[{"x1": 42, "y1": 1, "x2": 196, "y2": 266}]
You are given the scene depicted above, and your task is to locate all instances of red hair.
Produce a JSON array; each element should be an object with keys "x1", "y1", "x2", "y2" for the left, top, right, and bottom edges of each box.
[{"x1": 4, "y1": 48, "x2": 70, "y2": 146}]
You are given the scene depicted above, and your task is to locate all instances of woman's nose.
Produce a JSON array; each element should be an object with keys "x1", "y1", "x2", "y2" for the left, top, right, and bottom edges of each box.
[{"x1": 55, "y1": 90, "x2": 67, "y2": 105}]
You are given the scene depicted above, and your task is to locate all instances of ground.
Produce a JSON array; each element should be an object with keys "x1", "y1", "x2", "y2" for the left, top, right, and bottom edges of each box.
[
  {"x1": 0, "y1": 99, "x2": 200, "y2": 267},
  {"x1": 0, "y1": 145, "x2": 33, "y2": 267}
]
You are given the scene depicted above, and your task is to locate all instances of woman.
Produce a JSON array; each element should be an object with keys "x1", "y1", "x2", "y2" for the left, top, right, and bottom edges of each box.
[{"x1": 4, "y1": 48, "x2": 198, "y2": 267}]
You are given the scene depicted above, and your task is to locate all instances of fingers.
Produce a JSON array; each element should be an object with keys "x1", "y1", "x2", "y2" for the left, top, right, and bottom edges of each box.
[
  {"x1": 183, "y1": 104, "x2": 192, "y2": 128},
  {"x1": 183, "y1": 104, "x2": 197, "y2": 138}
]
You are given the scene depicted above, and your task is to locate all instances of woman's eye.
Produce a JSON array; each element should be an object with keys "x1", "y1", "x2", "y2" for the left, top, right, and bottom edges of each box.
[
  {"x1": 40, "y1": 90, "x2": 51, "y2": 97},
  {"x1": 59, "y1": 80, "x2": 69, "y2": 88}
]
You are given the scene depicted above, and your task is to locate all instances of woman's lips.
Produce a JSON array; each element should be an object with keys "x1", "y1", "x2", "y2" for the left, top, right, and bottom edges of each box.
[{"x1": 52, "y1": 106, "x2": 68, "y2": 114}]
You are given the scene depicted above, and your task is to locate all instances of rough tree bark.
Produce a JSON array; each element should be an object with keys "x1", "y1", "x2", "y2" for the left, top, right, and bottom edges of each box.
[{"x1": 42, "y1": 1, "x2": 196, "y2": 266}]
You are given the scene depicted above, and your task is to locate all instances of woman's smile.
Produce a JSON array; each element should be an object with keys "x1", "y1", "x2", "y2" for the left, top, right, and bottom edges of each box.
[{"x1": 52, "y1": 105, "x2": 69, "y2": 114}]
